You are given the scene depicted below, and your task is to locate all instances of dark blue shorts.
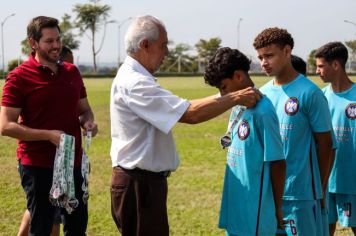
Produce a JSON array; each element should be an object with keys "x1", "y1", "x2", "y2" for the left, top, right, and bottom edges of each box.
[{"x1": 19, "y1": 162, "x2": 88, "y2": 236}]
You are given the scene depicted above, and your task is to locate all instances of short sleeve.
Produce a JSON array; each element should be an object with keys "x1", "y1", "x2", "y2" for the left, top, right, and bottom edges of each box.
[
  {"x1": 256, "y1": 106, "x2": 285, "y2": 162},
  {"x1": 306, "y1": 89, "x2": 332, "y2": 133},
  {"x1": 72, "y1": 65, "x2": 87, "y2": 99},
  {"x1": 1, "y1": 72, "x2": 25, "y2": 108},
  {"x1": 126, "y1": 79, "x2": 190, "y2": 134}
]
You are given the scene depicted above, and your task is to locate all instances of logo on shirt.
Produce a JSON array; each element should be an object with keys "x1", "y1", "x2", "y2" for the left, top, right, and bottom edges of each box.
[
  {"x1": 284, "y1": 97, "x2": 299, "y2": 116},
  {"x1": 237, "y1": 119, "x2": 250, "y2": 140},
  {"x1": 345, "y1": 103, "x2": 356, "y2": 120}
]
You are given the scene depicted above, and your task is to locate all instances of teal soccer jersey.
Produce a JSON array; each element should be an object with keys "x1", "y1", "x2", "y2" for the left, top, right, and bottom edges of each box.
[
  {"x1": 219, "y1": 96, "x2": 285, "y2": 236},
  {"x1": 260, "y1": 75, "x2": 332, "y2": 200},
  {"x1": 323, "y1": 84, "x2": 356, "y2": 194}
]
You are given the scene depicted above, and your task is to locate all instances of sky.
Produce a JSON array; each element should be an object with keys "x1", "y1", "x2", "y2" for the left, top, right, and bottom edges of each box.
[{"x1": 1, "y1": 0, "x2": 356, "y2": 68}]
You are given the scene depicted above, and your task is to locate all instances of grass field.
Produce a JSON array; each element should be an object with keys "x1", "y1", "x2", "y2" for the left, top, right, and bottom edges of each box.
[{"x1": 0, "y1": 76, "x2": 355, "y2": 235}]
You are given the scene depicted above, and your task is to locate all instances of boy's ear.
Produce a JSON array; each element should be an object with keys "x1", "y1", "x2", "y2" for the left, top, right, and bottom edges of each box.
[
  {"x1": 283, "y1": 45, "x2": 292, "y2": 56},
  {"x1": 331, "y1": 60, "x2": 340, "y2": 71},
  {"x1": 233, "y1": 70, "x2": 243, "y2": 81}
]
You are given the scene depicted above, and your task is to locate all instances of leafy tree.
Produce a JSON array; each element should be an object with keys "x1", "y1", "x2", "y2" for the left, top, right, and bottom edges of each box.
[
  {"x1": 345, "y1": 40, "x2": 356, "y2": 54},
  {"x1": 73, "y1": 0, "x2": 111, "y2": 72},
  {"x1": 345, "y1": 40, "x2": 356, "y2": 71},
  {"x1": 59, "y1": 13, "x2": 80, "y2": 50},
  {"x1": 307, "y1": 49, "x2": 317, "y2": 73},
  {"x1": 161, "y1": 42, "x2": 197, "y2": 73},
  {"x1": 7, "y1": 58, "x2": 24, "y2": 72},
  {"x1": 20, "y1": 14, "x2": 80, "y2": 57},
  {"x1": 21, "y1": 39, "x2": 31, "y2": 56},
  {"x1": 195, "y1": 37, "x2": 221, "y2": 71}
]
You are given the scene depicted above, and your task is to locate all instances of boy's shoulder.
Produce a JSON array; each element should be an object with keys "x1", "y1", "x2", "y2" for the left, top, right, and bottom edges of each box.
[{"x1": 253, "y1": 95, "x2": 275, "y2": 115}]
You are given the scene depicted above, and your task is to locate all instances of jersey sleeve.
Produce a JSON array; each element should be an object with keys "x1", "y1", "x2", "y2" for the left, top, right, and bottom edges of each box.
[
  {"x1": 305, "y1": 89, "x2": 332, "y2": 133},
  {"x1": 256, "y1": 105, "x2": 285, "y2": 162}
]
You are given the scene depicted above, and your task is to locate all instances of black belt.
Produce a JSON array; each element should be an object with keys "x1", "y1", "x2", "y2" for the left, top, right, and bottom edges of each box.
[{"x1": 116, "y1": 166, "x2": 171, "y2": 177}]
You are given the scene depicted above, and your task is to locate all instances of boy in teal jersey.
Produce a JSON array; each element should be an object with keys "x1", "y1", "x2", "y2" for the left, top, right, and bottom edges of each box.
[
  {"x1": 253, "y1": 28, "x2": 333, "y2": 235},
  {"x1": 315, "y1": 41, "x2": 356, "y2": 235},
  {"x1": 292, "y1": 53, "x2": 335, "y2": 236},
  {"x1": 204, "y1": 47, "x2": 286, "y2": 236}
]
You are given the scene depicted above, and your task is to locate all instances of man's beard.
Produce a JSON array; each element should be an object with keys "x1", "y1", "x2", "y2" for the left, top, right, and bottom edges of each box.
[{"x1": 37, "y1": 48, "x2": 60, "y2": 63}]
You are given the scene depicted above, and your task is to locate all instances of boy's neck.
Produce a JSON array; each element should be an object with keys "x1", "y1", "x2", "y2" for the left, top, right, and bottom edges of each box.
[
  {"x1": 274, "y1": 65, "x2": 299, "y2": 86},
  {"x1": 331, "y1": 73, "x2": 354, "y2": 93}
]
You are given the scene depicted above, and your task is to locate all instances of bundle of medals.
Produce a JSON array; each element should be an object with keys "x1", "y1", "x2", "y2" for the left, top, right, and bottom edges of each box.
[
  {"x1": 81, "y1": 131, "x2": 91, "y2": 204},
  {"x1": 220, "y1": 105, "x2": 246, "y2": 149},
  {"x1": 49, "y1": 134, "x2": 78, "y2": 214},
  {"x1": 49, "y1": 131, "x2": 92, "y2": 214}
]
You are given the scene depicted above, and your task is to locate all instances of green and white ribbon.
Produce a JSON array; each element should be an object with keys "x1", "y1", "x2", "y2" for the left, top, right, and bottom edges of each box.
[
  {"x1": 81, "y1": 131, "x2": 91, "y2": 204},
  {"x1": 50, "y1": 134, "x2": 78, "y2": 214}
]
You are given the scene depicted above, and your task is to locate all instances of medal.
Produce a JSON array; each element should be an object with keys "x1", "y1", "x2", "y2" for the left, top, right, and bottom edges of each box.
[
  {"x1": 219, "y1": 106, "x2": 246, "y2": 149},
  {"x1": 220, "y1": 135, "x2": 232, "y2": 149}
]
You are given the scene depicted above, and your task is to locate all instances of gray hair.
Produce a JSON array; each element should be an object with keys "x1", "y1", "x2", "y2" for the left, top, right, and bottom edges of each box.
[{"x1": 124, "y1": 15, "x2": 165, "y2": 54}]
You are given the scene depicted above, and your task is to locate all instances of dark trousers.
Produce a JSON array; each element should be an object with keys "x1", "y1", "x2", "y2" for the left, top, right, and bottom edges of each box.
[
  {"x1": 110, "y1": 166, "x2": 169, "y2": 236},
  {"x1": 19, "y1": 163, "x2": 88, "y2": 236}
]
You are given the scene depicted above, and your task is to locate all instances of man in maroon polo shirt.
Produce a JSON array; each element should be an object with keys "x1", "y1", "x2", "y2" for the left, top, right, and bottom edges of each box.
[{"x1": 0, "y1": 16, "x2": 98, "y2": 235}]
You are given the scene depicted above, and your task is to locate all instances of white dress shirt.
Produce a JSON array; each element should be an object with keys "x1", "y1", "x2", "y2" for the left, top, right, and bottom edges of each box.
[{"x1": 110, "y1": 56, "x2": 190, "y2": 172}]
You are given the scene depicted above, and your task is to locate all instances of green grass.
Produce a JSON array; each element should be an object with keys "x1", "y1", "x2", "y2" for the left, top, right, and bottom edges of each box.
[{"x1": 0, "y1": 76, "x2": 355, "y2": 235}]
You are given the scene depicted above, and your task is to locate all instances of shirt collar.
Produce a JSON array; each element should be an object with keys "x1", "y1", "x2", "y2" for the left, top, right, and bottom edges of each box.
[
  {"x1": 124, "y1": 56, "x2": 157, "y2": 81},
  {"x1": 28, "y1": 51, "x2": 63, "y2": 70}
]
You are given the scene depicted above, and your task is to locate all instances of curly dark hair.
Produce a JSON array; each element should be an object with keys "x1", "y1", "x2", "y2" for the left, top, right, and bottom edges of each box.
[
  {"x1": 204, "y1": 47, "x2": 251, "y2": 88},
  {"x1": 315, "y1": 41, "x2": 348, "y2": 69},
  {"x1": 253, "y1": 27, "x2": 294, "y2": 50}
]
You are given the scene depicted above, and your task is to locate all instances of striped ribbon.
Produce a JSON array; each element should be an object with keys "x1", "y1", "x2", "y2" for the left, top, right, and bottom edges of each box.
[{"x1": 49, "y1": 134, "x2": 78, "y2": 214}]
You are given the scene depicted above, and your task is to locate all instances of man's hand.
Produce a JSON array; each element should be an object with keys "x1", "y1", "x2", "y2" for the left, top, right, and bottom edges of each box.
[
  {"x1": 233, "y1": 87, "x2": 262, "y2": 108},
  {"x1": 47, "y1": 130, "x2": 64, "y2": 147},
  {"x1": 82, "y1": 121, "x2": 98, "y2": 137}
]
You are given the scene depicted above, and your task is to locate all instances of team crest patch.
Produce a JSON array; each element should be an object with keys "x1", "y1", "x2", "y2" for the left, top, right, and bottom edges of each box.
[
  {"x1": 345, "y1": 103, "x2": 356, "y2": 120},
  {"x1": 284, "y1": 97, "x2": 299, "y2": 116},
  {"x1": 237, "y1": 119, "x2": 250, "y2": 140}
]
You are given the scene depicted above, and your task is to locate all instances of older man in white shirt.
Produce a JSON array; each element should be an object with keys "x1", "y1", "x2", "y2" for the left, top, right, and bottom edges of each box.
[{"x1": 110, "y1": 15, "x2": 261, "y2": 236}]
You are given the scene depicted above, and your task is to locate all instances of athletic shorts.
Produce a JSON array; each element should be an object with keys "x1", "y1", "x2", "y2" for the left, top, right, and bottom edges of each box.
[
  {"x1": 328, "y1": 192, "x2": 356, "y2": 227},
  {"x1": 315, "y1": 199, "x2": 329, "y2": 236},
  {"x1": 276, "y1": 200, "x2": 317, "y2": 236}
]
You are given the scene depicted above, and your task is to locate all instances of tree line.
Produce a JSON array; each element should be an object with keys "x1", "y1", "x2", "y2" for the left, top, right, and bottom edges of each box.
[{"x1": 6, "y1": 0, "x2": 356, "y2": 74}]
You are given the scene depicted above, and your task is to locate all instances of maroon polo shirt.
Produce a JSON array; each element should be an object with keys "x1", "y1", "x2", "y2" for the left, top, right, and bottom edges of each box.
[{"x1": 1, "y1": 53, "x2": 87, "y2": 168}]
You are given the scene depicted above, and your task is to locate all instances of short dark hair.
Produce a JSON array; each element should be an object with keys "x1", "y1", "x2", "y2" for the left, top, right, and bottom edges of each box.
[
  {"x1": 60, "y1": 46, "x2": 72, "y2": 59},
  {"x1": 204, "y1": 47, "x2": 251, "y2": 88},
  {"x1": 291, "y1": 55, "x2": 307, "y2": 75},
  {"x1": 253, "y1": 27, "x2": 294, "y2": 50},
  {"x1": 315, "y1": 42, "x2": 348, "y2": 69},
  {"x1": 27, "y1": 16, "x2": 60, "y2": 42}
]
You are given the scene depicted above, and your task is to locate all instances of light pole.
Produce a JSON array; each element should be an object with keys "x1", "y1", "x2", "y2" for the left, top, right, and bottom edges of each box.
[
  {"x1": 237, "y1": 18, "x2": 243, "y2": 50},
  {"x1": 1, "y1": 13, "x2": 15, "y2": 79},
  {"x1": 117, "y1": 17, "x2": 132, "y2": 67},
  {"x1": 344, "y1": 19, "x2": 356, "y2": 72}
]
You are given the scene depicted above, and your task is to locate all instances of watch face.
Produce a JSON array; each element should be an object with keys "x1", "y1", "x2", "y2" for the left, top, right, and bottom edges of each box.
[{"x1": 220, "y1": 135, "x2": 232, "y2": 148}]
